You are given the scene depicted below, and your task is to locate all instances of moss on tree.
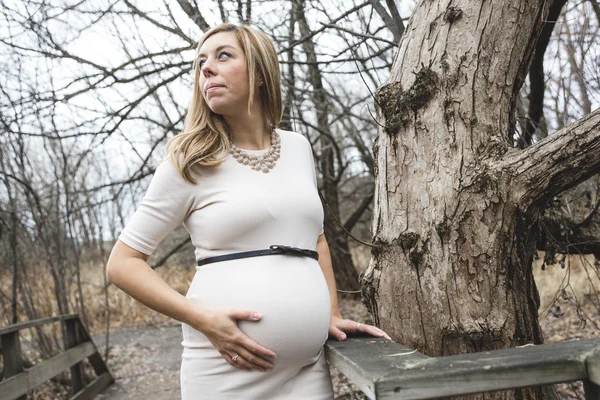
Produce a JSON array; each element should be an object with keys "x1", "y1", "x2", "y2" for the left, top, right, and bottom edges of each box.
[
  {"x1": 444, "y1": 7, "x2": 463, "y2": 23},
  {"x1": 375, "y1": 66, "x2": 440, "y2": 135}
]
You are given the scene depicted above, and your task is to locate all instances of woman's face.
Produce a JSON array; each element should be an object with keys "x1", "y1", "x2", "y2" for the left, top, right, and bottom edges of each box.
[{"x1": 197, "y1": 31, "x2": 255, "y2": 117}]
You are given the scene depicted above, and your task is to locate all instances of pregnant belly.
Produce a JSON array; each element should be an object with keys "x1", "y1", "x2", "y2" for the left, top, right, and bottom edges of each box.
[{"x1": 182, "y1": 255, "x2": 331, "y2": 366}]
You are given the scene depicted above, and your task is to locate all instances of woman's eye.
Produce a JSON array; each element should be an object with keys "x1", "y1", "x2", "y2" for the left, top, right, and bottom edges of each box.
[{"x1": 198, "y1": 52, "x2": 230, "y2": 68}]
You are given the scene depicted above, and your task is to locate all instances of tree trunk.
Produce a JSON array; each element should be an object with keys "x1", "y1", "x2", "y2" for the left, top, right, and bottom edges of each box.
[
  {"x1": 362, "y1": 0, "x2": 600, "y2": 398},
  {"x1": 280, "y1": 4, "x2": 296, "y2": 132},
  {"x1": 520, "y1": 0, "x2": 566, "y2": 148},
  {"x1": 294, "y1": 0, "x2": 360, "y2": 291}
]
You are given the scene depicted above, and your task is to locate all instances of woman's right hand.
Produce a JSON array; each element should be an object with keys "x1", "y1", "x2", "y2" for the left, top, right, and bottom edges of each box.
[{"x1": 199, "y1": 307, "x2": 277, "y2": 372}]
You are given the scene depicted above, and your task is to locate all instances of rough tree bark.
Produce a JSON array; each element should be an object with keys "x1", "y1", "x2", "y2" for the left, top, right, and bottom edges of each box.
[{"x1": 362, "y1": 0, "x2": 600, "y2": 398}]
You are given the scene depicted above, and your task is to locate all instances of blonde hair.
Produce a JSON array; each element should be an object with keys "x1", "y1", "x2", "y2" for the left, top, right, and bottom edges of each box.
[{"x1": 166, "y1": 23, "x2": 283, "y2": 183}]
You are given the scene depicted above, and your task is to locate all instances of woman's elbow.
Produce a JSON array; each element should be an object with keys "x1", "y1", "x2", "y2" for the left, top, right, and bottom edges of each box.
[
  {"x1": 105, "y1": 240, "x2": 148, "y2": 283},
  {"x1": 105, "y1": 245, "x2": 121, "y2": 283}
]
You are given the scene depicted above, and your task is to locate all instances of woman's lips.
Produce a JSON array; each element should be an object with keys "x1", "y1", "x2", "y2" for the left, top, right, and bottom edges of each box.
[{"x1": 206, "y1": 85, "x2": 225, "y2": 93}]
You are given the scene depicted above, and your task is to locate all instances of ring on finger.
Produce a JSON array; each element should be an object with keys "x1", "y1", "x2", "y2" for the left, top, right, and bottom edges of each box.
[
  {"x1": 232, "y1": 354, "x2": 240, "y2": 362},
  {"x1": 356, "y1": 323, "x2": 361, "y2": 332}
]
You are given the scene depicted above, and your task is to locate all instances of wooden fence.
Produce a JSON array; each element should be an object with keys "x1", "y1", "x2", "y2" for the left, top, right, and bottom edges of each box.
[
  {"x1": 4, "y1": 315, "x2": 598, "y2": 399},
  {"x1": 0, "y1": 314, "x2": 113, "y2": 400},
  {"x1": 324, "y1": 336, "x2": 600, "y2": 399}
]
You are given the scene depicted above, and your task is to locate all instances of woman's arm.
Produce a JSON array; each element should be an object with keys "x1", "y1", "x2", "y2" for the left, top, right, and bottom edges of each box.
[
  {"x1": 316, "y1": 233, "x2": 392, "y2": 341},
  {"x1": 106, "y1": 240, "x2": 277, "y2": 371},
  {"x1": 106, "y1": 240, "x2": 207, "y2": 327},
  {"x1": 316, "y1": 233, "x2": 341, "y2": 317}
]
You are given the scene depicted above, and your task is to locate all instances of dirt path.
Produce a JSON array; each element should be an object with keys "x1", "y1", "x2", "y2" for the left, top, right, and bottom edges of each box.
[{"x1": 93, "y1": 325, "x2": 183, "y2": 400}]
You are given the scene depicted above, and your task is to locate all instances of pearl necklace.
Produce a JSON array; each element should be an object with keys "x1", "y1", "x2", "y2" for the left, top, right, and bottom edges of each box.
[{"x1": 230, "y1": 129, "x2": 281, "y2": 173}]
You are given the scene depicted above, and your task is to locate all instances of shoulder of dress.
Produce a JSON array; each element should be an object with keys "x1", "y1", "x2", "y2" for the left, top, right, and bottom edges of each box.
[
  {"x1": 153, "y1": 156, "x2": 200, "y2": 188},
  {"x1": 276, "y1": 128, "x2": 311, "y2": 147},
  {"x1": 155, "y1": 155, "x2": 180, "y2": 175}
]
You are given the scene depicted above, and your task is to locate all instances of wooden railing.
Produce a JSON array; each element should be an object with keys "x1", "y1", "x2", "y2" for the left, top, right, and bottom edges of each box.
[
  {"x1": 324, "y1": 337, "x2": 600, "y2": 399},
  {"x1": 0, "y1": 314, "x2": 113, "y2": 400},
  {"x1": 5, "y1": 316, "x2": 596, "y2": 399}
]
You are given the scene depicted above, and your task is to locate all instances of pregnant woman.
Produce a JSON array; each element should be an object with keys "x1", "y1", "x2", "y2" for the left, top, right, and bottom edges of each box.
[{"x1": 106, "y1": 23, "x2": 391, "y2": 399}]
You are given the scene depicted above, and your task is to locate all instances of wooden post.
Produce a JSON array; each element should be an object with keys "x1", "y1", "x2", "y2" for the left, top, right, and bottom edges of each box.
[
  {"x1": 75, "y1": 317, "x2": 110, "y2": 377},
  {"x1": 0, "y1": 314, "x2": 114, "y2": 399},
  {"x1": 64, "y1": 318, "x2": 84, "y2": 395},
  {"x1": 584, "y1": 381, "x2": 600, "y2": 400},
  {"x1": 585, "y1": 350, "x2": 600, "y2": 400},
  {"x1": 1, "y1": 331, "x2": 26, "y2": 400}
]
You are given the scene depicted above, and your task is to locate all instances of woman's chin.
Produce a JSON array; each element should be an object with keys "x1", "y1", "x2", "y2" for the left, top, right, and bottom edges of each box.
[
  {"x1": 205, "y1": 99, "x2": 247, "y2": 117},
  {"x1": 204, "y1": 98, "x2": 228, "y2": 112},
  {"x1": 206, "y1": 105, "x2": 228, "y2": 115}
]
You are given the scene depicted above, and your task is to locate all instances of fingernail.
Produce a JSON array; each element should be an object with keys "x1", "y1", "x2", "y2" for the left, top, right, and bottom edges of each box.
[
  {"x1": 340, "y1": 334, "x2": 346, "y2": 340},
  {"x1": 253, "y1": 312, "x2": 262, "y2": 320}
]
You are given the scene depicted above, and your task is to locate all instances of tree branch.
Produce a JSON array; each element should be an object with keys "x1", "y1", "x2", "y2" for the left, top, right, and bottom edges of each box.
[
  {"x1": 589, "y1": 0, "x2": 600, "y2": 25},
  {"x1": 343, "y1": 191, "x2": 374, "y2": 232},
  {"x1": 175, "y1": 0, "x2": 210, "y2": 32},
  {"x1": 123, "y1": 0, "x2": 193, "y2": 44},
  {"x1": 505, "y1": 108, "x2": 600, "y2": 208},
  {"x1": 150, "y1": 237, "x2": 192, "y2": 270},
  {"x1": 320, "y1": 23, "x2": 398, "y2": 47},
  {"x1": 519, "y1": 0, "x2": 566, "y2": 149},
  {"x1": 367, "y1": 0, "x2": 402, "y2": 43},
  {"x1": 277, "y1": 1, "x2": 370, "y2": 55},
  {"x1": 385, "y1": 0, "x2": 405, "y2": 39}
]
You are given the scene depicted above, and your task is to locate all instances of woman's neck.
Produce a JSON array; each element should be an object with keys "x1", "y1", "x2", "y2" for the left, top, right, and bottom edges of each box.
[{"x1": 224, "y1": 106, "x2": 271, "y2": 150}]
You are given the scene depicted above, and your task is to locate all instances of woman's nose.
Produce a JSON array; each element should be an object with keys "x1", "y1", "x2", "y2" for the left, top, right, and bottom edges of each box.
[{"x1": 201, "y1": 59, "x2": 216, "y2": 76}]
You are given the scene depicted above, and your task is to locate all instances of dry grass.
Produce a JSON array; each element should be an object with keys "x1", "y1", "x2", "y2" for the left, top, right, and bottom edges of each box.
[
  {"x1": 88, "y1": 262, "x2": 197, "y2": 333},
  {"x1": 0, "y1": 262, "x2": 197, "y2": 335},
  {"x1": 0, "y1": 260, "x2": 197, "y2": 399},
  {"x1": 533, "y1": 252, "x2": 600, "y2": 312},
  {"x1": 532, "y1": 251, "x2": 600, "y2": 399},
  {"x1": 533, "y1": 251, "x2": 600, "y2": 342}
]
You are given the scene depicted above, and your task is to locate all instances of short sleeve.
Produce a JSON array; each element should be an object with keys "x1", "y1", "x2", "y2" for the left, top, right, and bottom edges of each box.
[
  {"x1": 305, "y1": 138, "x2": 325, "y2": 236},
  {"x1": 118, "y1": 157, "x2": 196, "y2": 255}
]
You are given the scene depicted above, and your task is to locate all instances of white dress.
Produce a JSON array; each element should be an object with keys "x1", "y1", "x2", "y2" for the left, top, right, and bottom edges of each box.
[{"x1": 118, "y1": 129, "x2": 335, "y2": 399}]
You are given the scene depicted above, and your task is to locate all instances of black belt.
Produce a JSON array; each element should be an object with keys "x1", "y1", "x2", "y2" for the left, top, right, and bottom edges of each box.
[{"x1": 197, "y1": 245, "x2": 319, "y2": 266}]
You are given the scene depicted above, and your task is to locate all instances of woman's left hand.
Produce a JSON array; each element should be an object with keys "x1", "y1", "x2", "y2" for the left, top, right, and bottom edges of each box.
[{"x1": 328, "y1": 313, "x2": 392, "y2": 341}]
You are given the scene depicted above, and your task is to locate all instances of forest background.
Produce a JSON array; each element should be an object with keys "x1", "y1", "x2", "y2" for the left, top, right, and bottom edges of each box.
[{"x1": 0, "y1": 0, "x2": 599, "y2": 399}]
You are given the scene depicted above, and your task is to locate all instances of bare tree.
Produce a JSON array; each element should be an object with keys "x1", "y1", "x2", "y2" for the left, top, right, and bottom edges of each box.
[
  {"x1": 363, "y1": 1, "x2": 599, "y2": 399},
  {"x1": 0, "y1": 1, "x2": 393, "y2": 335},
  {"x1": 292, "y1": 0, "x2": 361, "y2": 291}
]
